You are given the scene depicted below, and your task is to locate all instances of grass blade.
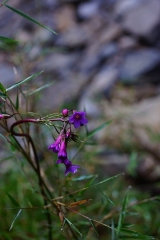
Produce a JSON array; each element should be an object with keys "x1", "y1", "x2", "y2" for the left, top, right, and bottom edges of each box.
[
  {"x1": 0, "y1": 36, "x2": 19, "y2": 44},
  {"x1": 87, "y1": 120, "x2": 112, "y2": 139},
  {"x1": 5, "y1": 4, "x2": 57, "y2": 35},
  {"x1": 90, "y1": 220, "x2": 99, "y2": 238},
  {"x1": 0, "y1": 82, "x2": 6, "y2": 93},
  {"x1": 116, "y1": 187, "x2": 131, "y2": 238},
  {"x1": 0, "y1": 133, "x2": 8, "y2": 142},
  {"x1": 6, "y1": 71, "x2": 43, "y2": 92},
  {"x1": 0, "y1": 188, "x2": 20, "y2": 207},
  {"x1": 65, "y1": 217, "x2": 82, "y2": 237},
  {"x1": 9, "y1": 209, "x2": 22, "y2": 231},
  {"x1": 28, "y1": 81, "x2": 54, "y2": 96}
]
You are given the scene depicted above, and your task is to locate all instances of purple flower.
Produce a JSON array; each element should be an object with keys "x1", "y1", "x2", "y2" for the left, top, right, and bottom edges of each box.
[
  {"x1": 58, "y1": 137, "x2": 67, "y2": 159},
  {"x1": 69, "y1": 111, "x2": 88, "y2": 128},
  {"x1": 48, "y1": 135, "x2": 62, "y2": 153},
  {"x1": 65, "y1": 162, "x2": 80, "y2": 175},
  {"x1": 56, "y1": 158, "x2": 70, "y2": 165}
]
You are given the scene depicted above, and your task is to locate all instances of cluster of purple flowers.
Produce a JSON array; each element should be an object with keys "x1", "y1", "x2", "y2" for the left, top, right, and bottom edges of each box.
[{"x1": 48, "y1": 110, "x2": 88, "y2": 175}]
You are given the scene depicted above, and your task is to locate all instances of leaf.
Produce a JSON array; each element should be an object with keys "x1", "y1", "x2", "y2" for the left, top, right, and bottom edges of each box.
[
  {"x1": 5, "y1": 4, "x2": 57, "y2": 35},
  {"x1": 0, "y1": 82, "x2": 6, "y2": 93},
  {"x1": 72, "y1": 174, "x2": 96, "y2": 181},
  {"x1": 95, "y1": 186, "x2": 115, "y2": 206},
  {"x1": 65, "y1": 218, "x2": 82, "y2": 237},
  {"x1": 0, "y1": 188, "x2": 20, "y2": 207},
  {"x1": 6, "y1": 71, "x2": 43, "y2": 91},
  {"x1": 90, "y1": 220, "x2": 99, "y2": 238},
  {"x1": 119, "y1": 228, "x2": 155, "y2": 239},
  {"x1": 15, "y1": 89, "x2": 19, "y2": 110},
  {"x1": 87, "y1": 120, "x2": 112, "y2": 139},
  {"x1": 28, "y1": 81, "x2": 54, "y2": 96},
  {"x1": 92, "y1": 173, "x2": 124, "y2": 188},
  {"x1": 0, "y1": 92, "x2": 7, "y2": 97},
  {"x1": 9, "y1": 209, "x2": 22, "y2": 231},
  {"x1": 116, "y1": 187, "x2": 130, "y2": 238},
  {"x1": 0, "y1": 133, "x2": 8, "y2": 142},
  {"x1": 0, "y1": 36, "x2": 19, "y2": 44}
]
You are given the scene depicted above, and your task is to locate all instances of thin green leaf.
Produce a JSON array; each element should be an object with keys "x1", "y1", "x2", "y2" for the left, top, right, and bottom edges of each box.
[
  {"x1": 116, "y1": 187, "x2": 130, "y2": 238},
  {"x1": 70, "y1": 173, "x2": 124, "y2": 196},
  {"x1": 0, "y1": 82, "x2": 6, "y2": 93},
  {"x1": 9, "y1": 209, "x2": 22, "y2": 231},
  {"x1": 87, "y1": 120, "x2": 112, "y2": 139},
  {"x1": 5, "y1": 4, "x2": 57, "y2": 35},
  {"x1": 72, "y1": 174, "x2": 96, "y2": 181},
  {"x1": 90, "y1": 220, "x2": 99, "y2": 238},
  {"x1": 0, "y1": 92, "x2": 7, "y2": 97},
  {"x1": 119, "y1": 228, "x2": 155, "y2": 239},
  {"x1": 92, "y1": 173, "x2": 124, "y2": 188},
  {"x1": 16, "y1": 89, "x2": 19, "y2": 110},
  {"x1": 6, "y1": 71, "x2": 43, "y2": 92},
  {"x1": 1, "y1": 0, "x2": 9, "y2": 5},
  {"x1": 95, "y1": 186, "x2": 115, "y2": 206},
  {"x1": 0, "y1": 188, "x2": 20, "y2": 207},
  {"x1": 28, "y1": 81, "x2": 54, "y2": 96},
  {"x1": 72, "y1": 120, "x2": 112, "y2": 161},
  {"x1": 65, "y1": 218, "x2": 82, "y2": 237},
  {"x1": 0, "y1": 133, "x2": 8, "y2": 142},
  {"x1": 0, "y1": 36, "x2": 19, "y2": 44}
]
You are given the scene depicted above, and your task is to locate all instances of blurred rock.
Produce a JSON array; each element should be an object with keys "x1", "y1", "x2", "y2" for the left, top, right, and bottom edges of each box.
[
  {"x1": 118, "y1": 36, "x2": 138, "y2": 50},
  {"x1": 38, "y1": 52, "x2": 78, "y2": 74},
  {"x1": 0, "y1": 64, "x2": 15, "y2": 86},
  {"x1": 115, "y1": 0, "x2": 160, "y2": 44},
  {"x1": 119, "y1": 49, "x2": 160, "y2": 84},
  {"x1": 55, "y1": 5, "x2": 76, "y2": 32},
  {"x1": 77, "y1": 1, "x2": 100, "y2": 20},
  {"x1": 55, "y1": 25, "x2": 90, "y2": 48},
  {"x1": 87, "y1": 65, "x2": 119, "y2": 97}
]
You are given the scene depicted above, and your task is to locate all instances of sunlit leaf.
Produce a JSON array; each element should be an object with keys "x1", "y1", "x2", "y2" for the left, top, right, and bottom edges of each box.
[
  {"x1": 72, "y1": 174, "x2": 96, "y2": 181},
  {"x1": 9, "y1": 209, "x2": 22, "y2": 231}
]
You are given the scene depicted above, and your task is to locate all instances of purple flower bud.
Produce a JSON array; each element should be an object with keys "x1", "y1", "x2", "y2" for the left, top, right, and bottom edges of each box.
[
  {"x1": 58, "y1": 136, "x2": 67, "y2": 159},
  {"x1": 0, "y1": 114, "x2": 4, "y2": 119},
  {"x1": 62, "y1": 109, "x2": 69, "y2": 117},
  {"x1": 69, "y1": 111, "x2": 88, "y2": 128},
  {"x1": 48, "y1": 135, "x2": 62, "y2": 153}
]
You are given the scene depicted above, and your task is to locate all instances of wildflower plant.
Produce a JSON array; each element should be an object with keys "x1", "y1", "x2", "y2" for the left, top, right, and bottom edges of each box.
[{"x1": 0, "y1": 2, "x2": 160, "y2": 240}]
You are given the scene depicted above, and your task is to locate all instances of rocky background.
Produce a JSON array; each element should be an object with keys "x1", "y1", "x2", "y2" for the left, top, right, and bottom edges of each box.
[{"x1": 1, "y1": 0, "x2": 160, "y2": 192}]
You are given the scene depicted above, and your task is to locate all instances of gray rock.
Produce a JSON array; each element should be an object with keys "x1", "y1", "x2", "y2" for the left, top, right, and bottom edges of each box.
[
  {"x1": 38, "y1": 52, "x2": 78, "y2": 74},
  {"x1": 55, "y1": 25, "x2": 90, "y2": 48},
  {"x1": 88, "y1": 65, "x2": 119, "y2": 97},
  {"x1": 0, "y1": 64, "x2": 16, "y2": 87},
  {"x1": 114, "y1": 0, "x2": 142, "y2": 17},
  {"x1": 77, "y1": 1, "x2": 100, "y2": 20},
  {"x1": 120, "y1": 49, "x2": 160, "y2": 83},
  {"x1": 117, "y1": 0, "x2": 160, "y2": 43},
  {"x1": 99, "y1": 43, "x2": 118, "y2": 59}
]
